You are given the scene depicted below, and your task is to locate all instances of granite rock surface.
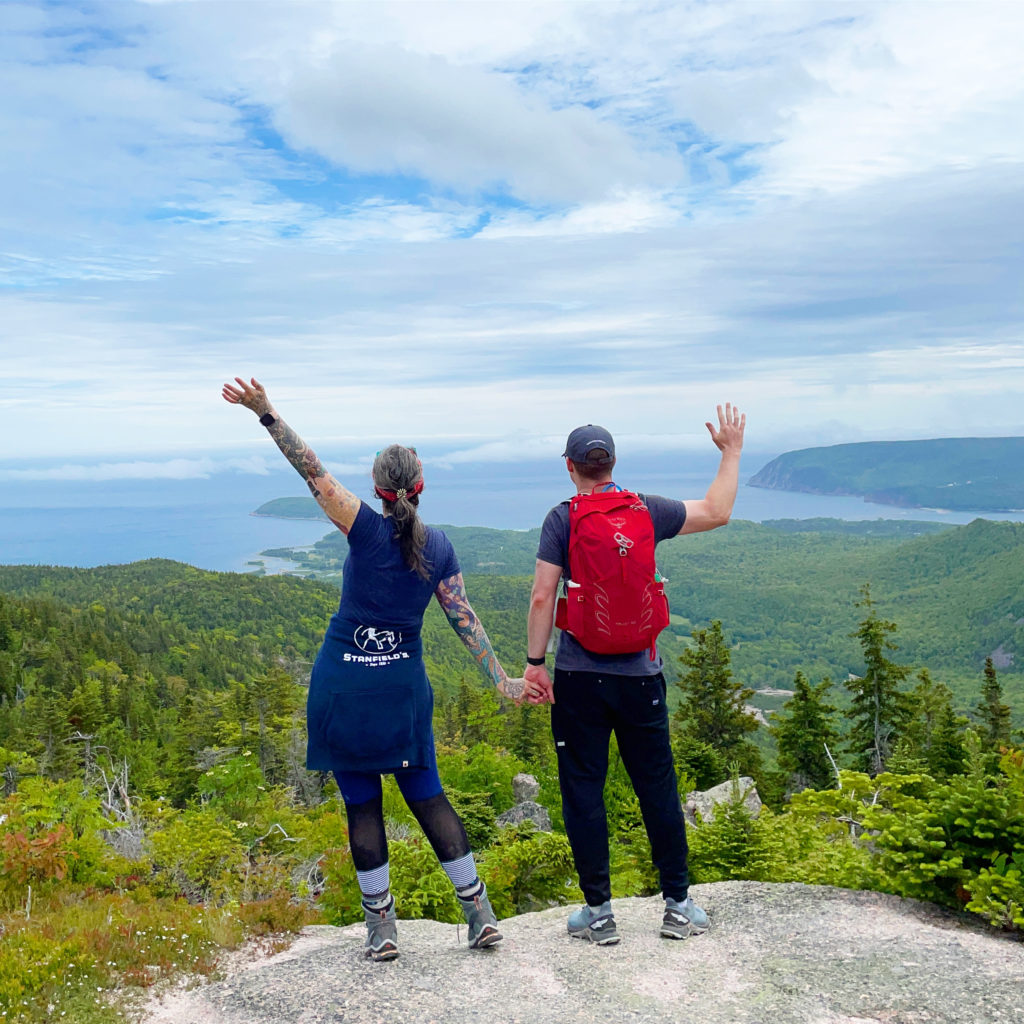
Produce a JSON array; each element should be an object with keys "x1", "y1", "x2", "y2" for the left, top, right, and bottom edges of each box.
[{"x1": 142, "y1": 881, "x2": 1023, "y2": 1024}]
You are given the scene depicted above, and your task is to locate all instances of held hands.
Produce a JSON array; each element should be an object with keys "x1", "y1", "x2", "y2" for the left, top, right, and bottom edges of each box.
[
  {"x1": 498, "y1": 675, "x2": 553, "y2": 706},
  {"x1": 705, "y1": 402, "x2": 745, "y2": 455},
  {"x1": 497, "y1": 677, "x2": 527, "y2": 705},
  {"x1": 523, "y1": 663, "x2": 555, "y2": 705},
  {"x1": 221, "y1": 376, "x2": 275, "y2": 420},
  {"x1": 497, "y1": 667, "x2": 554, "y2": 706}
]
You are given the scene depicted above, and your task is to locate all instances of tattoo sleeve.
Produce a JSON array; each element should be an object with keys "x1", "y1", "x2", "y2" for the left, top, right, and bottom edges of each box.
[
  {"x1": 267, "y1": 417, "x2": 326, "y2": 482},
  {"x1": 435, "y1": 573, "x2": 509, "y2": 690},
  {"x1": 266, "y1": 416, "x2": 360, "y2": 533}
]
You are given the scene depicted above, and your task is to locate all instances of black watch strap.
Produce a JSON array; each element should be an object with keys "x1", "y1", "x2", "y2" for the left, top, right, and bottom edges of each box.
[
  {"x1": 526, "y1": 655, "x2": 546, "y2": 666},
  {"x1": 259, "y1": 412, "x2": 276, "y2": 427}
]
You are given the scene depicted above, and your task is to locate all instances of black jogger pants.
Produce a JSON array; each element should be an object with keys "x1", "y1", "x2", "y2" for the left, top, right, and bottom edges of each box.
[{"x1": 551, "y1": 668, "x2": 689, "y2": 906}]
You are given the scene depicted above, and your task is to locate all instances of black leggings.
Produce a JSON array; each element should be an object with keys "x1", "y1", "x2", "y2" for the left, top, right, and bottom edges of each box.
[{"x1": 337, "y1": 773, "x2": 471, "y2": 873}]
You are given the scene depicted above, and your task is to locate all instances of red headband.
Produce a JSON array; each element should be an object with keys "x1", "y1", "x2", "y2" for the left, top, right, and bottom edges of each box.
[{"x1": 375, "y1": 478, "x2": 424, "y2": 502}]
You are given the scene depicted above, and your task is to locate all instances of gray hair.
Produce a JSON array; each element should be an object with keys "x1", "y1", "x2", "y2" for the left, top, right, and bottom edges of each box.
[{"x1": 373, "y1": 444, "x2": 430, "y2": 581}]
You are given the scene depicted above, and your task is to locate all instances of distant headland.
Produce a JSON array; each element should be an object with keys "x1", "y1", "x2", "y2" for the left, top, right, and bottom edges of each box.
[
  {"x1": 749, "y1": 437, "x2": 1024, "y2": 512},
  {"x1": 252, "y1": 497, "x2": 328, "y2": 521}
]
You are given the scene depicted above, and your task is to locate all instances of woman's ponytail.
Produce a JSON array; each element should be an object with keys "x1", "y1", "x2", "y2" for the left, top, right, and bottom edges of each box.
[{"x1": 373, "y1": 445, "x2": 430, "y2": 581}]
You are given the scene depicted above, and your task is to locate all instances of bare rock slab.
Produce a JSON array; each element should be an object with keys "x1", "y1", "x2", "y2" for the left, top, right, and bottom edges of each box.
[{"x1": 142, "y1": 881, "x2": 1024, "y2": 1024}]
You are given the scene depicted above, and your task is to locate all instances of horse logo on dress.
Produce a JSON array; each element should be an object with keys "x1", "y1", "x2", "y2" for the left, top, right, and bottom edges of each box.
[{"x1": 354, "y1": 625, "x2": 401, "y2": 653}]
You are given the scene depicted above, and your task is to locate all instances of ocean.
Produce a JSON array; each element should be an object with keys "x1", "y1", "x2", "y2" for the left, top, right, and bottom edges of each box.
[{"x1": 2, "y1": 453, "x2": 1021, "y2": 573}]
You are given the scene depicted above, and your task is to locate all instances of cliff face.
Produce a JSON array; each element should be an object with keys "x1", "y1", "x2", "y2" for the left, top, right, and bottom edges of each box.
[{"x1": 142, "y1": 881, "x2": 1023, "y2": 1024}]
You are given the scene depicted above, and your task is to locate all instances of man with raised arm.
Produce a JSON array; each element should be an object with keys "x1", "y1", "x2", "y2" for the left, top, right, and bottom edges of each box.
[{"x1": 524, "y1": 404, "x2": 745, "y2": 944}]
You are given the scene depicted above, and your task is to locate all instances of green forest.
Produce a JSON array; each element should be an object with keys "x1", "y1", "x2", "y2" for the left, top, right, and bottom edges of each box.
[
  {"x1": 748, "y1": 436, "x2": 1024, "y2": 511},
  {"x1": 260, "y1": 513, "x2": 1024, "y2": 709},
  {"x1": 1, "y1": 522, "x2": 1023, "y2": 1022}
]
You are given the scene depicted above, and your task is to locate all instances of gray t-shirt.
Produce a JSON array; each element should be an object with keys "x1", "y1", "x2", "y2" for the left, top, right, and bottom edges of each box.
[{"x1": 536, "y1": 492, "x2": 686, "y2": 677}]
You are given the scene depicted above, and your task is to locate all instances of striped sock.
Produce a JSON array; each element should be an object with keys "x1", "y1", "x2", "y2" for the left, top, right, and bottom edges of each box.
[
  {"x1": 357, "y1": 862, "x2": 390, "y2": 909},
  {"x1": 441, "y1": 852, "x2": 481, "y2": 897}
]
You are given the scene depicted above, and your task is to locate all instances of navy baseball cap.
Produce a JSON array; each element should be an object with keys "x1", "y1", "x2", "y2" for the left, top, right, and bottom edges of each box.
[{"x1": 562, "y1": 425, "x2": 616, "y2": 463}]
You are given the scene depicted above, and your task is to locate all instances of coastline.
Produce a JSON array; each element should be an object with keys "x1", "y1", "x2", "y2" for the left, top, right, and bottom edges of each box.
[{"x1": 747, "y1": 483, "x2": 1024, "y2": 515}]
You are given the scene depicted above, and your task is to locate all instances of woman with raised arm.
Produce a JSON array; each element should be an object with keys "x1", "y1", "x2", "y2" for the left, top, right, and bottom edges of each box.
[{"x1": 222, "y1": 376, "x2": 532, "y2": 961}]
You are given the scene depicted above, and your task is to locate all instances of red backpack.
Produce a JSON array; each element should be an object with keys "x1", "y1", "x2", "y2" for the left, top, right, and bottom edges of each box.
[{"x1": 554, "y1": 489, "x2": 670, "y2": 658}]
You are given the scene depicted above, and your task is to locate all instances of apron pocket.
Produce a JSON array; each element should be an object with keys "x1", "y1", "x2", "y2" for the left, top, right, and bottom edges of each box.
[{"x1": 322, "y1": 688, "x2": 416, "y2": 759}]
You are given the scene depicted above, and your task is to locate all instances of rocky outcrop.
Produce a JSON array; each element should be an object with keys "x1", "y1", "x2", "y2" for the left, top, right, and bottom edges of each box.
[
  {"x1": 685, "y1": 777, "x2": 762, "y2": 826},
  {"x1": 495, "y1": 772, "x2": 552, "y2": 831},
  {"x1": 744, "y1": 704, "x2": 770, "y2": 728},
  {"x1": 990, "y1": 644, "x2": 1014, "y2": 669}
]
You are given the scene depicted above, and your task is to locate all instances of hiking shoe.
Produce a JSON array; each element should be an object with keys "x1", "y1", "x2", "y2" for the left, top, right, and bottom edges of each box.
[
  {"x1": 567, "y1": 901, "x2": 620, "y2": 945},
  {"x1": 458, "y1": 883, "x2": 502, "y2": 949},
  {"x1": 363, "y1": 897, "x2": 399, "y2": 961},
  {"x1": 661, "y1": 896, "x2": 708, "y2": 939}
]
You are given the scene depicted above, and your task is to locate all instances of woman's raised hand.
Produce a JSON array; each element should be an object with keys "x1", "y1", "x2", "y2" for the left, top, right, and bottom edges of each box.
[{"x1": 222, "y1": 376, "x2": 274, "y2": 418}]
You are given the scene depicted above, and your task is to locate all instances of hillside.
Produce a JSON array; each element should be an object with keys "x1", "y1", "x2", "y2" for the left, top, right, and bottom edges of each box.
[
  {"x1": 255, "y1": 516, "x2": 1024, "y2": 709},
  {"x1": 1, "y1": 519, "x2": 1021, "y2": 779},
  {"x1": 654, "y1": 518, "x2": 1024, "y2": 707},
  {"x1": 253, "y1": 497, "x2": 329, "y2": 520},
  {"x1": 3, "y1": 552, "x2": 1023, "y2": 1024},
  {"x1": 0, "y1": 559, "x2": 527, "y2": 707},
  {"x1": 749, "y1": 436, "x2": 1024, "y2": 511}
]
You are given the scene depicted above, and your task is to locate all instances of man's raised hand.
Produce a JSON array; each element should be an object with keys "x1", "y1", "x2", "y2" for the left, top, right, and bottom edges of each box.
[{"x1": 705, "y1": 402, "x2": 745, "y2": 455}]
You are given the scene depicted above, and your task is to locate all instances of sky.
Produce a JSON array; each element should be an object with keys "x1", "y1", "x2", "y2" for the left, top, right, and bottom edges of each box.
[{"x1": 2, "y1": 0, "x2": 1024, "y2": 486}]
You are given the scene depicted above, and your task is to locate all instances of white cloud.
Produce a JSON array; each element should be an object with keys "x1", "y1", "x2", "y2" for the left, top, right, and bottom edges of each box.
[
  {"x1": 1, "y1": 0, "x2": 1022, "y2": 470},
  {"x1": 667, "y1": 1, "x2": 1024, "y2": 197},
  {"x1": 479, "y1": 191, "x2": 682, "y2": 239},
  {"x1": 273, "y1": 44, "x2": 682, "y2": 203}
]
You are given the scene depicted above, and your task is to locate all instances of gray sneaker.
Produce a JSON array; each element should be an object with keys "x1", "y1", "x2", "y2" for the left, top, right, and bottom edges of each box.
[
  {"x1": 363, "y1": 897, "x2": 399, "y2": 961},
  {"x1": 568, "y1": 901, "x2": 621, "y2": 945},
  {"x1": 458, "y1": 883, "x2": 502, "y2": 949},
  {"x1": 661, "y1": 895, "x2": 708, "y2": 939}
]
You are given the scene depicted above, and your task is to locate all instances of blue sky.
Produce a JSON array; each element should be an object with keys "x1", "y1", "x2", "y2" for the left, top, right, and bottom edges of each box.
[{"x1": 2, "y1": 0, "x2": 1023, "y2": 484}]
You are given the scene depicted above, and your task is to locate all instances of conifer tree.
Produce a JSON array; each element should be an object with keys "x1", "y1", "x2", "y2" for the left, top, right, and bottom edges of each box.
[
  {"x1": 928, "y1": 701, "x2": 968, "y2": 779},
  {"x1": 770, "y1": 671, "x2": 839, "y2": 792},
  {"x1": 67, "y1": 679, "x2": 105, "y2": 736},
  {"x1": 0, "y1": 599, "x2": 12, "y2": 653},
  {"x1": 0, "y1": 650, "x2": 17, "y2": 704},
  {"x1": 976, "y1": 656, "x2": 1012, "y2": 751},
  {"x1": 846, "y1": 584, "x2": 910, "y2": 776},
  {"x1": 674, "y1": 620, "x2": 758, "y2": 773},
  {"x1": 893, "y1": 669, "x2": 965, "y2": 780},
  {"x1": 444, "y1": 678, "x2": 502, "y2": 747},
  {"x1": 508, "y1": 702, "x2": 550, "y2": 767}
]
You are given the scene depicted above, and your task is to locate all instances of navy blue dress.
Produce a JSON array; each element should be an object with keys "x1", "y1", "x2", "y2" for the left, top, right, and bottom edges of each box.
[{"x1": 305, "y1": 502, "x2": 460, "y2": 773}]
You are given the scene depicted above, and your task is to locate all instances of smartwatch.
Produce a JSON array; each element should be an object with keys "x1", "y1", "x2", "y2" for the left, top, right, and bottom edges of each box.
[
  {"x1": 526, "y1": 655, "x2": 546, "y2": 666},
  {"x1": 259, "y1": 412, "x2": 276, "y2": 427}
]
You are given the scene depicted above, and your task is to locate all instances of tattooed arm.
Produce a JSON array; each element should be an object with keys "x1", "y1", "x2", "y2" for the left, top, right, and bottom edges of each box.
[
  {"x1": 221, "y1": 376, "x2": 361, "y2": 534},
  {"x1": 434, "y1": 572, "x2": 535, "y2": 705}
]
